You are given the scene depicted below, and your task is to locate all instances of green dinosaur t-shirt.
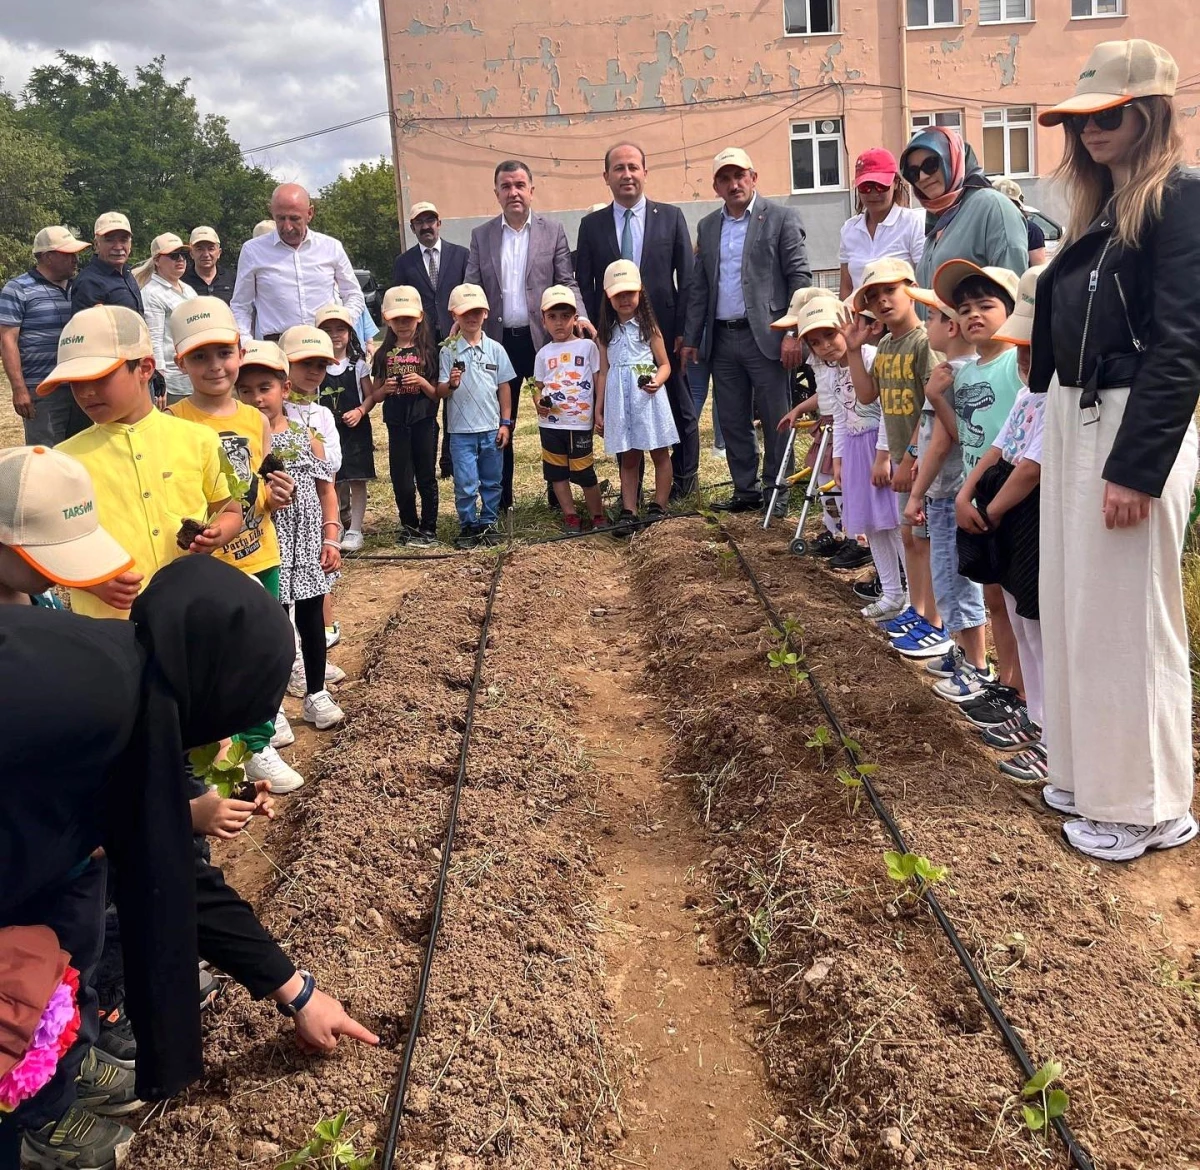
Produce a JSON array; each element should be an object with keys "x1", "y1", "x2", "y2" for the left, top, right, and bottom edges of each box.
[{"x1": 953, "y1": 347, "x2": 1022, "y2": 473}]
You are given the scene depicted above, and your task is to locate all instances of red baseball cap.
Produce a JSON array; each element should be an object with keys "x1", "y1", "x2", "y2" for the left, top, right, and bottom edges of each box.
[{"x1": 854, "y1": 148, "x2": 899, "y2": 189}]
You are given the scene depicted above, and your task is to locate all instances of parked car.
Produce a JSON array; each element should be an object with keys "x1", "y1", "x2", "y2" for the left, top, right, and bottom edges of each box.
[
  {"x1": 355, "y1": 269, "x2": 382, "y2": 320},
  {"x1": 1024, "y1": 207, "x2": 1063, "y2": 257}
]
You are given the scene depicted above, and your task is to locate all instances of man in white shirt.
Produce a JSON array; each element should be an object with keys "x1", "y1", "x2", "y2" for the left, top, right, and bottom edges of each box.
[{"x1": 231, "y1": 184, "x2": 365, "y2": 340}]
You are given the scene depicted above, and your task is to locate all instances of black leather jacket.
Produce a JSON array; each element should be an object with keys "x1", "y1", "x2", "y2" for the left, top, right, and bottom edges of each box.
[{"x1": 1029, "y1": 168, "x2": 1200, "y2": 497}]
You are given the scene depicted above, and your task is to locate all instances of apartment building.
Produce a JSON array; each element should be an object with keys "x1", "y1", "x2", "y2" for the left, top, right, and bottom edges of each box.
[{"x1": 379, "y1": 0, "x2": 1200, "y2": 278}]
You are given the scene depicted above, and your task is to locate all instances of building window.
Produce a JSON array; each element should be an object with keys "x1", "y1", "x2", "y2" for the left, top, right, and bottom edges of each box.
[
  {"x1": 982, "y1": 106, "x2": 1034, "y2": 177},
  {"x1": 911, "y1": 110, "x2": 963, "y2": 137},
  {"x1": 907, "y1": 0, "x2": 958, "y2": 27},
  {"x1": 790, "y1": 119, "x2": 845, "y2": 192},
  {"x1": 813, "y1": 269, "x2": 842, "y2": 291},
  {"x1": 1071, "y1": 0, "x2": 1122, "y2": 15},
  {"x1": 784, "y1": 0, "x2": 838, "y2": 34},
  {"x1": 978, "y1": 0, "x2": 1031, "y2": 21}
]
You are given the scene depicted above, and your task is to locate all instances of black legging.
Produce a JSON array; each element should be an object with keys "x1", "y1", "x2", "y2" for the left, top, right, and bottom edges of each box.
[
  {"x1": 292, "y1": 595, "x2": 327, "y2": 696},
  {"x1": 387, "y1": 417, "x2": 439, "y2": 534}
]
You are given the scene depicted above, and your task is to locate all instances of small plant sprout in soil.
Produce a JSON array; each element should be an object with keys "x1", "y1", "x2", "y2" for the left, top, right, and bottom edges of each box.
[
  {"x1": 883, "y1": 850, "x2": 949, "y2": 907},
  {"x1": 1019, "y1": 1060, "x2": 1070, "y2": 1140},
  {"x1": 272, "y1": 422, "x2": 310, "y2": 466},
  {"x1": 188, "y1": 741, "x2": 251, "y2": 799},
  {"x1": 836, "y1": 760, "x2": 880, "y2": 814},
  {"x1": 176, "y1": 517, "x2": 206, "y2": 550},
  {"x1": 258, "y1": 451, "x2": 287, "y2": 478},
  {"x1": 276, "y1": 1111, "x2": 376, "y2": 1170},
  {"x1": 634, "y1": 362, "x2": 657, "y2": 389},
  {"x1": 804, "y1": 725, "x2": 834, "y2": 767},
  {"x1": 766, "y1": 647, "x2": 809, "y2": 694}
]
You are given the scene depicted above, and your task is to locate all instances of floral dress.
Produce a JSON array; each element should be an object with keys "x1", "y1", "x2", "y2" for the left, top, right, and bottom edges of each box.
[
  {"x1": 272, "y1": 422, "x2": 335, "y2": 604},
  {"x1": 602, "y1": 320, "x2": 679, "y2": 456}
]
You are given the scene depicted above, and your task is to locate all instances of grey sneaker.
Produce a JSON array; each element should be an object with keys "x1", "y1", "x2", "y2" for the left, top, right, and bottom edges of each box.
[
  {"x1": 75, "y1": 1047, "x2": 142, "y2": 1116},
  {"x1": 21, "y1": 1105, "x2": 135, "y2": 1170}
]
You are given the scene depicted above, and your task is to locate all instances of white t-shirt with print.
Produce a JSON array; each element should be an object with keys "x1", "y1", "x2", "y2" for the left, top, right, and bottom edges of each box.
[
  {"x1": 532, "y1": 338, "x2": 601, "y2": 431},
  {"x1": 991, "y1": 387, "x2": 1047, "y2": 466}
]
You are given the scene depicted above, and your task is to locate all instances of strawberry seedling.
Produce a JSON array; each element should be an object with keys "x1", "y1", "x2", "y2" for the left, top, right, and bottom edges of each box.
[
  {"x1": 766, "y1": 648, "x2": 808, "y2": 694},
  {"x1": 259, "y1": 451, "x2": 287, "y2": 478},
  {"x1": 633, "y1": 362, "x2": 657, "y2": 389},
  {"x1": 805, "y1": 725, "x2": 833, "y2": 766},
  {"x1": 1020, "y1": 1060, "x2": 1069, "y2": 1139},
  {"x1": 176, "y1": 517, "x2": 206, "y2": 551},
  {"x1": 188, "y1": 741, "x2": 251, "y2": 799},
  {"x1": 883, "y1": 850, "x2": 948, "y2": 907},
  {"x1": 835, "y1": 768, "x2": 863, "y2": 813},
  {"x1": 276, "y1": 1111, "x2": 376, "y2": 1169}
]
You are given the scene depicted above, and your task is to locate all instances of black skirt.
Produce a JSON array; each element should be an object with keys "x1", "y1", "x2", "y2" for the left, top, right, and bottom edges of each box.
[
  {"x1": 958, "y1": 459, "x2": 1040, "y2": 619},
  {"x1": 320, "y1": 365, "x2": 376, "y2": 481}
]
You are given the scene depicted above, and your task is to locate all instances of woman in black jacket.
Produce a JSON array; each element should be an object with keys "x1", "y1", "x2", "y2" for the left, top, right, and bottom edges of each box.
[{"x1": 1031, "y1": 39, "x2": 1200, "y2": 862}]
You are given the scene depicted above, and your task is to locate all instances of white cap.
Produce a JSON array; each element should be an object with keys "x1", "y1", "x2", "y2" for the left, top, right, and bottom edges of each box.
[
  {"x1": 409, "y1": 201, "x2": 439, "y2": 220},
  {"x1": 448, "y1": 284, "x2": 489, "y2": 315},
  {"x1": 33, "y1": 227, "x2": 90, "y2": 256},
  {"x1": 37, "y1": 306, "x2": 152, "y2": 395},
  {"x1": 540, "y1": 285, "x2": 577, "y2": 312},
  {"x1": 94, "y1": 212, "x2": 132, "y2": 237},
  {"x1": 189, "y1": 226, "x2": 221, "y2": 246},
  {"x1": 382, "y1": 285, "x2": 424, "y2": 320},
  {"x1": 712, "y1": 147, "x2": 754, "y2": 176},
  {"x1": 278, "y1": 325, "x2": 335, "y2": 363},
  {"x1": 170, "y1": 297, "x2": 239, "y2": 358},
  {"x1": 252, "y1": 220, "x2": 275, "y2": 239},
  {"x1": 242, "y1": 340, "x2": 290, "y2": 375},
  {"x1": 602, "y1": 260, "x2": 642, "y2": 296}
]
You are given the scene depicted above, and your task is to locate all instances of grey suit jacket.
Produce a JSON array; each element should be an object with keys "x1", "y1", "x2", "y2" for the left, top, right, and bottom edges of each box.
[
  {"x1": 683, "y1": 195, "x2": 811, "y2": 362},
  {"x1": 465, "y1": 212, "x2": 586, "y2": 350}
]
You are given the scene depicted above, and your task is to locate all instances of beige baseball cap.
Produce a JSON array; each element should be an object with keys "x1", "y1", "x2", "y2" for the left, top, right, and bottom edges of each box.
[
  {"x1": 1039, "y1": 39, "x2": 1176, "y2": 126},
  {"x1": 448, "y1": 284, "x2": 489, "y2": 315},
  {"x1": 314, "y1": 303, "x2": 356, "y2": 329},
  {"x1": 540, "y1": 285, "x2": 577, "y2": 312},
  {"x1": 771, "y1": 286, "x2": 840, "y2": 330},
  {"x1": 252, "y1": 220, "x2": 275, "y2": 239},
  {"x1": 278, "y1": 325, "x2": 335, "y2": 364},
  {"x1": 990, "y1": 177, "x2": 1025, "y2": 205},
  {"x1": 33, "y1": 227, "x2": 90, "y2": 256},
  {"x1": 993, "y1": 264, "x2": 1047, "y2": 346},
  {"x1": 409, "y1": 201, "x2": 439, "y2": 220},
  {"x1": 170, "y1": 296, "x2": 240, "y2": 359},
  {"x1": 37, "y1": 306, "x2": 153, "y2": 395},
  {"x1": 713, "y1": 147, "x2": 754, "y2": 176},
  {"x1": 792, "y1": 297, "x2": 850, "y2": 339},
  {"x1": 933, "y1": 261, "x2": 1021, "y2": 311},
  {"x1": 0, "y1": 446, "x2": 134, "y2": 587},
  {"x1": 603, "y1": 260, "x2": 642, "y2": 296},
  {"x1": 94, "y1": 212, "x2": 132, "y2": 237},
  {"x1": 850, "y1": 257, "x2": 918, "y2": 311},
  {"x1": 905, "y1": 286, "x2": 957, "y2": 318},
  {"x1": 241, "y1": 340, "x2": 290, "y2": 376},
  {"x1": 149, "y1": 233, "x2": 189, "y2": 258},
  {"x1": 382, "y1": 285, "x2": 424, "y2": 320},
  {"x1": 189, "y1": 226, "x2": 221, "y2": 246}
]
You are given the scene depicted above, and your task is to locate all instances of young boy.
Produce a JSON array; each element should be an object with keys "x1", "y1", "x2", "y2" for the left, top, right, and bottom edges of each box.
[
  {"x1": 846, "y1": 258, "x2": 948, "y2": 659},
  {"x1": 166, "y1": 297, "x2": 303, "y2": 794},
  {"x1": 436, "y1": 284, "x2": 515, "y2": 548},
  {"x1": 931, "y1": 261, "x2": 1026, "y2": 729},
  {"x1": 900, "y1": 286, "x2": 990, "y2": 700},
  {"x1": 42, "y1": 305, "x2": 242, "y2": 619},
  {"x1": 531, "y1": 286, "x2": 606, "y2": 532}
]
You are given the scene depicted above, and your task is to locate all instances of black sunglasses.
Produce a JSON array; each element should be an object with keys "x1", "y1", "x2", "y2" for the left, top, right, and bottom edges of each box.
[
  {"x1": 902, "y1": 156, "x2": 941, "y2": 185},
  {"x1": 1065, "y1": 101, "x2": 1134, "y2": 135},
  {"x1": 166, "y1": 250, "x2": 189, "y2": 261}
]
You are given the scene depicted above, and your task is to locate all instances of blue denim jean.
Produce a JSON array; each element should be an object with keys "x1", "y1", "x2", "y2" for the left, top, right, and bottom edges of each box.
[
  {"x1": 926, "y1": 496, "x2": 986, "y2": 633},
  {"x1": 449, "y1": 430, "x2": 503, "y2": 526},
  {"x1": 687, "y1": 356, "x2": 723, "y2": 449}
]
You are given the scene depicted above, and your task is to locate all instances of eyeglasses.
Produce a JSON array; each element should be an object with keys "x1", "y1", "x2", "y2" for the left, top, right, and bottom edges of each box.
[
  {"x1": 901, "y1": 156, "x2": 942, "y2": 185},
  {"x1": 165, "y1": 251, "x2": 189, "y2": 261},
  {"x1": 1065, "y1": 102, "x2": 1133, "y2": 135},
  {"x1": 858, "y1": 182, "x2": 890, "y2": 196}
]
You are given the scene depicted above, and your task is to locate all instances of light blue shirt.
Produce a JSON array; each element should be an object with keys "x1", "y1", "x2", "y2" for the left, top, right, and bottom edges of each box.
[
  {"x1": 953, "y1": 347, "x2": 1023, "y2": 472},
  {"x1": 612, "y1": 197, "x2": 646, "y2": 266},
  {"x1": 439, "y1": 334, "x2": 517, "y2": 434},
  {"x1": 715, "y1": 194, "x2": 756, "y2": 321}
]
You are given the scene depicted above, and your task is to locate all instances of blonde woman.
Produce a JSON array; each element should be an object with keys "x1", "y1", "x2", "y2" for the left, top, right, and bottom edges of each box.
[
  {"x1": 1030, "y1": 40, "x2": 1200, "y2": 861},
  {"x1": 135, "y1": 232, "x2": 196, "y2": 404}
]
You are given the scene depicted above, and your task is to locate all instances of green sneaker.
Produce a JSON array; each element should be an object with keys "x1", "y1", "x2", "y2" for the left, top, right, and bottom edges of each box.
[
  {"x1": 20, "y1": 1104, "x2": 134, "y2": 1169},
  {"x1": 74, "y1": 1047, "x2": 142, "y2": 1117}
]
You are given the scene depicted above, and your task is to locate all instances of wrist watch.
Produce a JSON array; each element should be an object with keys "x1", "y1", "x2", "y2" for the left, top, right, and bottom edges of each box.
[
  {"x1": 500, "y1": 418, "x2": 514, "y2": 428},
  {"x1": 906, "y1": 444, "x2": 919, "y2": 457},
  {"x1": 276, "y1": 970, "x2": 316, "y2": 1017}
]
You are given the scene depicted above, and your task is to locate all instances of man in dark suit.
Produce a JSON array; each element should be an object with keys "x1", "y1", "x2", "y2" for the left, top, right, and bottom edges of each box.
[
  {"x1": 683, "y1": 147, "x2": 811, "y2": 513},
  {"x1": 392, "y1": 202, "x2": 469, "y2": 477},
  {"x1": 466, "y1": 160, "x2": 591, "y2": 511},
  {"x1": 575, "y1": 144, "x2": 698, "y2": 497}
]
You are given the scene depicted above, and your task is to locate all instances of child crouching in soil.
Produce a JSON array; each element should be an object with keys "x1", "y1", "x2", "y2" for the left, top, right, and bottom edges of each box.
[{"x1": 237, "y1": 341, "x2": 345, "y2": 733}]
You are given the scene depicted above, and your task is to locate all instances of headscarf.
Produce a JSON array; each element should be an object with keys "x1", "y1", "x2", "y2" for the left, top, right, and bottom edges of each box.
[
  {"x1": 902, "y1": 128, "x2": 994, "y2": 239},
  {"x1": 109, "y1": 555, "x2": 294, "y2": 1100}
]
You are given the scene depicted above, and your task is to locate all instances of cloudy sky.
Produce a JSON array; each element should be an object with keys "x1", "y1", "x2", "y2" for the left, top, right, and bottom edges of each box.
[{"x1": 0, "y1": 0, "x2": 392, "y2": 191}]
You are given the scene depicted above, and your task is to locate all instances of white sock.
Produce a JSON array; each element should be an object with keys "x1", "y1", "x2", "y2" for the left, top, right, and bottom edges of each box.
[{"x1": 864, "y1": 526, "x2": 905, "y2": 601}]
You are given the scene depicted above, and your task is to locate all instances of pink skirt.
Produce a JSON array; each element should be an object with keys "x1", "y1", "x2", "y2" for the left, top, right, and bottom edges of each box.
[{"x1": 839, "y1": 426, "x2": 899, "y2": 534}]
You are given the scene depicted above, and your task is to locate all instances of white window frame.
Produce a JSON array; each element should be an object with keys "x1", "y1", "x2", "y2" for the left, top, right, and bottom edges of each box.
[
  {"x1": 782, "y1": 0, "x2": 839, "y2": 36},
  {"x1": 1070, "y1": 0, "x2": 1124, "y2": 17},
  {"x1": 911, "y1": 109, "x2": 964, "y2": 138},
  {"x1": 813, "y1": 269, "x2": 842, "y2": 292},
  {"x1": 907, "y1": 0, "x2": 959, "y2": 29},
  {"x1": 982, "y1": 106, "x2": 1035, "y2": 178},
  {"x1": 789, "y1": 118, "x2": 846, "y2": 194},
  {"x1": 977, "y1": 0, "x2": 1033, "y2": 23}
]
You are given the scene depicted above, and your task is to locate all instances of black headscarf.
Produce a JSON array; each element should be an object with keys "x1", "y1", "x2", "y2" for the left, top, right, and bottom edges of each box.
[{"x1": 108, "y1": 556, "x2": 294, "y2": 1100}]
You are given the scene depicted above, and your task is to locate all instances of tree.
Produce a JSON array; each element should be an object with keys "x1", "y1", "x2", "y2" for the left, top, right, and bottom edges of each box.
[
  {"x1": 0, "y1": 105, "x2": 68, "y2": 280},
  {"x1": 315, "y1": 159, "x2": 401, "y2": 285},
  {"x1": 16, "y1": 54, "x2": 274, "y2": 262}
]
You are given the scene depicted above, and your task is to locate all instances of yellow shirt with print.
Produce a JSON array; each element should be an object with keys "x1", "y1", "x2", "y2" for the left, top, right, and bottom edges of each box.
[
  {"x1": 873, "y1": 323, "x2": 937, "y2": 463},
  {"x1": 168, "y1": 398, "x2": 280, "y2": 576},
  {"x1": 58, "y1": 409, "x2": 231, "y2": 619}
]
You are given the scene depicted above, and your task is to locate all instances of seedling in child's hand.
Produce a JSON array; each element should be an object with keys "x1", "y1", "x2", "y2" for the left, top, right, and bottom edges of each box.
[
  {"x1": 276, "y1": 1111, "x2": 377, "y2": 1169},
  {"x1": 259, "y1": 451, "x2": 287, "y2": 478},
  {"x1": 634, "y1": 362, "x2": 657, "y2": 389},
  {"x1": 176, "y1": 517, "x2": 206, "y2": 551},
  {"x1": 1020, "y1": 1060, "x2": 1069, "y2": 1138},
  {"x1": 188, "y1": 741, "x2": 252, "y2": 800}
]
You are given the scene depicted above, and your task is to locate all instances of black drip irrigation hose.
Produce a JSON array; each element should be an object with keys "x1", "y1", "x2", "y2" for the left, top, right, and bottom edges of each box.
[
  {"x1": 719, "y1": 528, "x2": 1097, "y2": 1170},
  {"x1": 379, "y1": 552, "x2": 506, "y2": 1170}
]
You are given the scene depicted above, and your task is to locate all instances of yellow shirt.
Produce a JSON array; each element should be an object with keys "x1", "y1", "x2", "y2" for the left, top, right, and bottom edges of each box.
[
  {"x1": 168, "y1": 398, "x2": 281, "y2": 576},
  {"x1": 58, "y1": 409, "x2": 230, "y2": 619}
]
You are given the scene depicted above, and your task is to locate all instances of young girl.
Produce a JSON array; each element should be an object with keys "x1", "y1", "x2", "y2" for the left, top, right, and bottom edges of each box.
[
  {"x1": 595, "y1": 260, "x2": 676, "y2": 532},
  {"x1": 368, "y1": 286, "x2": 440, "y2": 545},
  {"x1": 315, "y1": 304, "x2": 374, "y2": 553},
  {"x1": 236, "y1": 341, "x2": 345, "y2": 732}
]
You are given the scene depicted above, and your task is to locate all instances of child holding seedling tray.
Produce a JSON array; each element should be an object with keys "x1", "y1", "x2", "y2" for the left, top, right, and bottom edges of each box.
[{"x1": 237, "y1": 340, "x2": 345, "y2": 734}]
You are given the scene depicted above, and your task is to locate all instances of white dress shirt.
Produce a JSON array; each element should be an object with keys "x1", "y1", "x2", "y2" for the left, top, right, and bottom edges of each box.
[
  {"x1": 141, "y1": 274, "x2": 197, "y2": 395},
  {"x1": 499, "y1": 217, "x2": 531, "y2": 328},
  {"x1": 423, "y1": 239, "x2": 442, "y2": 286},
  {"x1": 838, "y1": 204, "x2": 927, "y2": 290},
  {"x1": 612, "y1": 197, "x2": 646, "y2": 267},
  {"x1": 231, "y1": 227, "x2": 366, "y2": 339}
]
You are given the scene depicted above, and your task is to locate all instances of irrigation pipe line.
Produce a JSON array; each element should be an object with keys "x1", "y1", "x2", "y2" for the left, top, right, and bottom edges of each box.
[
  {"x1": 380, "y1": 552, "x2": 507, "y2": 1170},
  {"x1": 719, "y1": 527, "x2": 1097, "y2": 1170}
]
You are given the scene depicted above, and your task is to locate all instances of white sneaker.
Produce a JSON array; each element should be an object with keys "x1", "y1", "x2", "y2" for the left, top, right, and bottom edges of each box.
[
  {"x1": 1041, "y1": 784, "x2": 1078, "y2": 816},
  {"x1": 271, "y1": 708, "x2": 295, "y2": 749},
  {"x1": 861, "y1": 595, "x2": 908, "y2": 622},
  {"x1": 245, "y1": 745, "x2": 304, "y2": 794},
  {"x1": 287, "y1": 661, "x2": 305, "y2": 698},
  {"x1": 1061, "y1": 812, "x2": 1198, "y2": 862},
  {"x1": 325, "y1": 621, "x2": 341, "y2": 649},
  {"x1": 303, "y1": 690, "x2": 345, "y2": 730},
  {"x1": 325, "y1": 662, "x2": 346, "y2": 685},
  {"x1": 341, "y1": 529, "x2": 364, "y2": 552},
  {"x1": 710, "y1": 446, "x2": 726, "y2": 459}
]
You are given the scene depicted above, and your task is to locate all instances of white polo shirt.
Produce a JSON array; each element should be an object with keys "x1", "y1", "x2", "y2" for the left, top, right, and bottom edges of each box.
[{"x1": 838, "y1": 204, "x2": 927, "y2": 290}]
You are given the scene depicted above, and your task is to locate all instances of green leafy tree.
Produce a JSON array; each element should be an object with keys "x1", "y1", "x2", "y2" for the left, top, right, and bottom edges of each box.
[
  {"x1": 0, "y1": 103, "x2": 68, "y2": 279},
  {"x1": 315, "y1": 158, "x2": 401, "y2": 285}
]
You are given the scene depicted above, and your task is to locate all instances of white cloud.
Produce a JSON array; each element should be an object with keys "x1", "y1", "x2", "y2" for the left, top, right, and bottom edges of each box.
[{"x1": 0, "y1": 0, "x2": 391, "y2": 190}]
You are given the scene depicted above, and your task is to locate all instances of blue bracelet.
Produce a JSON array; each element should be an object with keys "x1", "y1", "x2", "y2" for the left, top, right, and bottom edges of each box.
[{"x1": 276, "y1": 970, "x2": 316, "y2": 1017}]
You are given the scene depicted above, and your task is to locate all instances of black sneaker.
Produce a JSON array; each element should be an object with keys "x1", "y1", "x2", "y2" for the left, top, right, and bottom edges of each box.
[
  {"x1": 711, "y1": 495, "x2": 763, "y2": 513},
  {"x1": 962, "y1": 685, "x2": 1024, "y2": 729},
  {"x1": 828, "y1": 541, "x2": 873, "y2": 570},
  {"x1": 613, "y1": 508, "x2": 639, "y2": 537},
  {"x1": 812, "y1": 532, "x2": 843, "y2": 558},
  {"x1": 454, "y1": 525, "x2": 478, "y2": 550},
  {"x1": 645, "y1": 502, "x2": 667, "y2": 523},
  {"x1": 475, "y1": 524, "x2": 503, "y2": 547},
  {"x1": 21, "y1": 1105, "x2": 135, "y2": 1170},
  {"x1": 852, "y1": 574, "x2": 882, "y2": 601},
  {"x1": 95, "y1": 1003, "x2": 136, "y2": 1070},
  {"x1": 75, "y1": 1047, "x2": 142, "y2": 1116},
  {"x1": 409, "y1": 531, "x2": 438, "y2": 548},
  {"x1": 394, "y1": 528, "x2": 409, "y2": 546}
]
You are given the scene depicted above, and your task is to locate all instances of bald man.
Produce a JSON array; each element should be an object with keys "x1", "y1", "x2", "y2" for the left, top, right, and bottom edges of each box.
[{"x1": 231, "y1": 183, "x2": 365, "y2": 340}]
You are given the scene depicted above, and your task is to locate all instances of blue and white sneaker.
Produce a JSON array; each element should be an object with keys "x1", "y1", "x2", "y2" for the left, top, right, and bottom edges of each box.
[
  {"x1": 882, "y1": 608, "x2": 923, "y2": 638},
  {"x1": 932, "y1": 660, "x2": 996, "y2": 703},
  {"x1": 925, "y1": 646, "x2": 963, "y2": 678},
  {"x1": 892, "y1": 623, "x2": 953, "y2": 659}
]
